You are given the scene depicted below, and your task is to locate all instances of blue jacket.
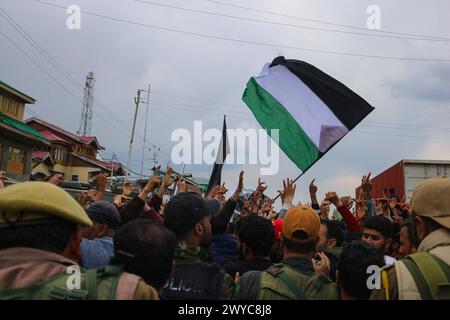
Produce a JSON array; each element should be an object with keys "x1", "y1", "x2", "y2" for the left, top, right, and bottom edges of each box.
[{"x1": 210, "y1": 233, "x2": 238, "y2": 265}]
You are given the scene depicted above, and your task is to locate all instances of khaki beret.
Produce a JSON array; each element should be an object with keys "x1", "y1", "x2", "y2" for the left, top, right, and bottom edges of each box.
[{"x1": 0, "y1": 182, "x2": 92, "y2": 227}]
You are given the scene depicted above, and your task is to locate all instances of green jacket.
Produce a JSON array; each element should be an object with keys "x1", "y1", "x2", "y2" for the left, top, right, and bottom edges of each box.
[{"x1": 234, "y1": 257, "x2": 339, "y2": 300}]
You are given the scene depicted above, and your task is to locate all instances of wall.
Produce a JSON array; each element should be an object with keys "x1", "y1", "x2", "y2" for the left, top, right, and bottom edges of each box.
[
  {"x1": 32, "y1": 162, "x2": 51, "y2": 176},
  {"x1": 0, "y1": 136, "x2": 32, "y2": 182}
]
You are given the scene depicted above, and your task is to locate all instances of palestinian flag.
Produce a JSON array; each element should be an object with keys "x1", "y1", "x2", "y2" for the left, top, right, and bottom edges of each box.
[{"x1": 242, "y1": 56, "x2": 374, "y2": 171}]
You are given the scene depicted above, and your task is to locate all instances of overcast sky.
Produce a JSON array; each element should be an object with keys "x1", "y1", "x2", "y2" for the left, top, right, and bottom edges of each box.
[{"x1": 1, "y1": 0, "x2": 450, "y2": 207}]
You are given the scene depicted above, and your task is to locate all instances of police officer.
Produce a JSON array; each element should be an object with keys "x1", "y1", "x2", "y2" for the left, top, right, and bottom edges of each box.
[
  {"x1": 162, "y1": 191, "x2": 235, "y2": 299},
  {"x1": 371, "y1": 177, "x2": 450, "y2": 300},
  {"x1": 0, "y1": 182, "x2": 159, "y2": 300},
  {"x1": 235, "y1": 205, "x2": 339, "y2": 300}
]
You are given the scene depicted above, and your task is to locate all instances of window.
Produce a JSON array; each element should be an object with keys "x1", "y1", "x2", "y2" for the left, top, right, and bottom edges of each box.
[
  {"x1": 72, "y1": 175, "x2": 79, "y2": 181},
  {"x1": 0, "y1": 95, "x2": 19, "y2": 117},
  {"x1": 7, "y1": 146, "x2": 26, "y2": 174},
  {"x1": 54, "y1": 147, "x2": 67, "y2": 163}
]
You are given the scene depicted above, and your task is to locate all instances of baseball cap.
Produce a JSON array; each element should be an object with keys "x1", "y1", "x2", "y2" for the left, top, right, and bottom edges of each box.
[
  {"x1": 85, "y1": 201, "x2": 121, "y2": 230},
  {"x1": 411, "y1": 176, "x2": 450, "y2": 229},
  {"x1": 164, "y1": 192, "x2": 218, "y2": 237},
  {"x1": 282, "y1": 205, "x2": 320, "y2": 243},
  {"x1": 0, "y1": 182, "x2": 92, "y2": 227}
]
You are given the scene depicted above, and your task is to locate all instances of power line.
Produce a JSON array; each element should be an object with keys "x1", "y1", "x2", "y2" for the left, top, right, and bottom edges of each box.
[
  {"x1": 358, "y1": 131, "x2": 450, "y2": 141},
  {"x1": 0, "y1": 7, "x2": 84, "y2": 91},
  {"x1": 29, "y1": 0, "x2": 450, "y2": 62},
  {"x1": 150, "y1": 89, "x2": 244, "y2": 109},
  {"x1": 134, "y1": 0, "x2": 450, "y2": 43},
  {"x1": 0, "y1": 29, "x2": 84, "y2": 104},
  {"x1": 0, "y1": 29, "x2": 169, "y2": 166},
  {"x1": 363, "y1": 123, "x2": 450, "y2": 133},
  {"x1": 206, "y1": 0, "x2": 450, "y2": 42},
  {"x1": 150, "y1": 98, "x2": 251, "y2": 117},
  {"x1": 0, "y1": 7, "x2": 170, "y2": 161}
]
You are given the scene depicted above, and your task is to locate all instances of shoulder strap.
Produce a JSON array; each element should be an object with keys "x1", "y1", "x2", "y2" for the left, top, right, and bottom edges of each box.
[
  {"x1": 403, "y1": 252, "x2": 450, "y2": 300},
  {"x1": 276, "y1": 270, "x2": 307, "y2": 300},
  {"x1": 85, "y1": 268, "x2": 98, "y2": 300}
]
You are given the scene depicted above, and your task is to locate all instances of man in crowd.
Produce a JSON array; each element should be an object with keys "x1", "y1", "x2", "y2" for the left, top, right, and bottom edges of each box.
[
  {"x1": 316, "y1": 219, "x2": 345, "y2": 281},
  {"x1": 371, "y1": 177, "x2": 450, "y2": 300},
  {"x1": 361, "y1": 215, "x2": 396, "y2": 265},
  {"x1": 223, "y1": 215, "x2": 275, "y2": 278},
  {"x1": 398, "y1": 219, "x2": 418, "y2": 257},
  {"x1": 209, "y1": 171, "x2": 244, "y2": 265},
  {"x1": 80, "y1": 201, "x2": 121, "y2": 269},
  {"x1": 337, "y1": 241, "x2": 385, "y2": 300},
  {"x1": 110, "y1": 219, "x2": 177, "y2": 297},
  {"x1": 0, "y1": 182, "x2": 159, "y2": 300},
  {"x1": 234, "y1": 205, "x2": 339, "y2": 300},
  {"x1": 162, "y1": 191, "x2": 234, "y2": 299}
]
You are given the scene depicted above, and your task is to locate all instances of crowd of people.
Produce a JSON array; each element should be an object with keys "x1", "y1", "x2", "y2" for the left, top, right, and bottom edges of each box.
[{"x1": 0, "y1": 166, "x2": 449, "y2": 300}]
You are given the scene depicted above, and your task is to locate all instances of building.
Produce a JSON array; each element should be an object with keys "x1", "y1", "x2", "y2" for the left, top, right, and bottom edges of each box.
[
  {"x1": 0, "y1": 80, "x2": 50, "y2": 181},
  {"x1": 26, "y1": 117, "x2": 125, "y2": 183}
]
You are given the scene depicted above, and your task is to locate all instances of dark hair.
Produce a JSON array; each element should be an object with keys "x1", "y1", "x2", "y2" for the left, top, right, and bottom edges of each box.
[
  {"x1": 0, "y1": 218, "x2": 76, "y2": 254},
  {"x1": 111, "y1": 219, "x2": 177, "y2": 289},
  {"x1": 283, "y1": 235, "x2": 316, "y2": 254},
  {"x1": 389, "y1": 188, "x2": 395, "y2": 194},
  {"x1": 211, "y1": 217, "x2": 228, "y2": 235},
  {"x1": 338, "y1": 240, "x2": 385, "y2": 299},
  {"x1": 400, "y1": 219, "x2": 415, "y2": 246},
  {"x1": 362, "y1": 216, "x2": 393, "y2": 239},
  {"x1": 322, "y1": 220, "x2": 344, "y2": 247},
  {"x1": 237, "y1": 215, "x2": 275, "y2": 257}
]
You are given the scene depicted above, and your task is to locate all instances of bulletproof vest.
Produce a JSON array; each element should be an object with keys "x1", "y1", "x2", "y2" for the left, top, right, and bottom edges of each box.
[
  {"x1": 0, "y1": 265, "x2": 125, "y2": 300},
  {"x1": 162, "y1": 262, "x2": 225, "y2": 300},
  {"x1": 258, "y1": 263, "x2": 338, "y2": 300}
]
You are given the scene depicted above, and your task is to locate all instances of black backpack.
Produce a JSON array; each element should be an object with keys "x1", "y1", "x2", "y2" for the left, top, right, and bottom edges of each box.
[{"x1": 162, "y1": 262, "x2": 225, "y2": 300}]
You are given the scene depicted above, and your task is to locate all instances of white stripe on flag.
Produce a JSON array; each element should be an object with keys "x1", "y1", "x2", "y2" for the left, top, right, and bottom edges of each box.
[{"x1": 254, "y1": 63, "x2": 348, "y2": 151}]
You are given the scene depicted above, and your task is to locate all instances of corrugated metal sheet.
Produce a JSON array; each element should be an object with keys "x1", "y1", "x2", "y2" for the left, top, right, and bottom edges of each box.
[{"x1": 404, "y1": 161, "x2": 450, "y2": 201}]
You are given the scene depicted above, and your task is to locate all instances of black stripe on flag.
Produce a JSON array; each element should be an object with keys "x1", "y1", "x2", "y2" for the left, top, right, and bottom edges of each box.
[
  {"x1": 270, "y1": 56, "x2": 374, "y2": 130},
  {"x1": 206, "y1": 116, "x2": 228, "y2": 194}
]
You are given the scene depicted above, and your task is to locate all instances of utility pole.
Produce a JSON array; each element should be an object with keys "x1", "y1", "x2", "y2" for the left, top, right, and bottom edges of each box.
[
  {"x1": 111, "y1": 153, "x2": 116, "y2": 179},
  {"x1": 140, "y1": 84, "x2": 151, "y2": 176},
  {"x1": 127, "y1": 89, "x2": 142, "y2": 176}
]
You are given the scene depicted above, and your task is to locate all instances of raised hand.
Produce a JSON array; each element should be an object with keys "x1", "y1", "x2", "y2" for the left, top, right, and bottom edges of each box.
[
  {"x1": 259, "y1": 199, "x2": 273, "y2": 216},
  {"x1": 340, "y1": 196, "x2": 354, "y2": 209},
  {"x1": 312, "y1": 252, "x2": 331, "y2": 278},
  {"x1": 325, "y1": 192, "x2": 341, "y2": 207},
  {"x1": 283, "y1": 178, "x2": 296, "y2": 205},
  {"x1": 309, "y1": 179, "x2": 318, "y2": 195},
  {"x1": 231, "y1": 171, "x2": 244, "y2": 201},
  {"x1": 361, "y1": 172, "x2": 373, "y2": 193},
  {"x1": 122, "y1": 181, "x2": 132, "y2": 196},
  {"x1": 241, "y1": 200, "x2": 251, "y2": 217},
  {"x1": 93, "y1": 173, "x2": 108, "y2": 201},
  {"x1": 177, "y1": 179, "x2": 188, "y2": 193},
  {"x1": 256, "y1": 178, "x2": 267, "y2": 194},
  {"x1": 144, "y1": 165, "x2": 163, "y2": 192},
  {"x1": 163, "y1": 166, "x2": 174, "y2": 188}
]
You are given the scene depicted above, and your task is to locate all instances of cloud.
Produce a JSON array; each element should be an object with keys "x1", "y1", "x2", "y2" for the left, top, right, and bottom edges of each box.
[{"x1": 384, "y1": 63, "x2": 450, "y2": 102}]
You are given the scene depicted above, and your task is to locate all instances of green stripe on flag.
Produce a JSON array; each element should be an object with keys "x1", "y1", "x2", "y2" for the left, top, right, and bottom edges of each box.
[{"x1": 243, "y1": 77, "x2": 319, "y2": 171}]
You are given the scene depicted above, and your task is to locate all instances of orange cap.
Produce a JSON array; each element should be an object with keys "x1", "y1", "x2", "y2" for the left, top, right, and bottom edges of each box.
[{"x1": 282, "y1": 205, "x2": 320, "y2": 243}]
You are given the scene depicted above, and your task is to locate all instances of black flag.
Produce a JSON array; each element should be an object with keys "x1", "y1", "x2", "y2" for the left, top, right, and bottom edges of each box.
[{"x1": 206, "y1": 115, "x2": 229, "y2": 194}]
